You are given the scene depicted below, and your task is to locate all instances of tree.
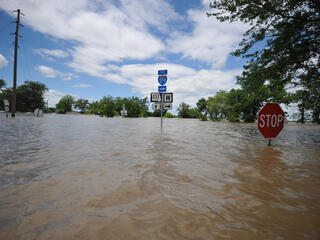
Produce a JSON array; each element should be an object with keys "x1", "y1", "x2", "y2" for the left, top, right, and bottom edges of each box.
[
  {"x1": 177, "y1": 102, "x2": 199, "y2": 118},
  {"x1": 207, "y1": 91, "x2": 228, "y2": 121},
  {"x1": 16, "y1": 81, "x2": 48, "y2": 112},
  {"x1": 300, "y1": 69, "x2": 320, "y2": 124},
  {"x1": 74, "y1": 98, "x2": 89, "y2": 113},
  {"x1": 294, "y1": 90, "x2": 312, "y2": 123},
  {"x1": 208, "y1": 0, "x2": 320, "y2": 85},
  {"x1": 123, "y1": 96, "x2": 149, "y2": 117},
  {"x1": 196, "y1": 98, "x2": 209, "y2": 116},
  {"x1": 225, "y1": 89, "x2": 244, "y2": 122},
  {"x1": 0, "y1": 79, "x2": 5, "y2": 89},
  {"x1": 208, "y1": 0, "x2": 320, "y2": 123},
  {"x1": 0, "y1": 79, "x2": 8, "y2": 110},
  {"x1": 0, "y1": 80, "x2": 48, "y2": 112},
  {"x1": 100, "y1": 95, "x2": 115, "y2": 117},
  {"x1": 152, "y1": 109, "x2": 167, "y2": 117},
  {"x1": 56, "y1": 95, "x2": 74, "y2": 114}
]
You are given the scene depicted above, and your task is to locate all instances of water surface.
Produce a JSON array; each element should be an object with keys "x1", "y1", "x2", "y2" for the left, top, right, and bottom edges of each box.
[{"x1": 0, "y1": 114, "x2": 319, "y2": 239}]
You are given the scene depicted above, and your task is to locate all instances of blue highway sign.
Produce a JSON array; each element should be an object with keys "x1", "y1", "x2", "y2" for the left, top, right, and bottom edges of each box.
[
  {"x1": 158, "y1": 76, "x2": 167, "y2": 85},
  {"x1": 158, "y1": 85, "x2": 167, "y2": 93},
  {"x1": 158, "y1": 69, "x2": 167, "y2": 75}
]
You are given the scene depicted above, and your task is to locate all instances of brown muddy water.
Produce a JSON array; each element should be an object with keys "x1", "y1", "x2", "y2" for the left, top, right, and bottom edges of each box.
[{"x1": 0, "y1": 114, "x2": 319, "y2": 239}]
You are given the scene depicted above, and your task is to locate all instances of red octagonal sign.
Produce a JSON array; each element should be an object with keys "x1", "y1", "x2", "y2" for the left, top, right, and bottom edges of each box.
[{"x1": 258, "y1": 103, "x2": 285, "y2": 138}]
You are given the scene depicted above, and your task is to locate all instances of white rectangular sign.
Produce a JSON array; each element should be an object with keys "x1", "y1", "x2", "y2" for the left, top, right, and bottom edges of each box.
[
  {"x1": 120, "y1": 110, "x2": 127, "y2": 116},
  {"x1": 163, "y1": 103, "x2": 172, "y2": 110},
  {"x1": 152, "y1": 103, "x2": 161, "y2": 110},
  {"x1": 163, "y1": 93, "x2": 173, "y2": 103},
  {"x1": 151, "y1": 92, "x2": 161, "y2": 102}
]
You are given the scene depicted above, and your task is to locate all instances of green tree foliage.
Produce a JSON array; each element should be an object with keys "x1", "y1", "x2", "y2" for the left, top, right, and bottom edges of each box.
[
  {"x1": 207, "y1": 91, "x2": 228, "y2": 121},
  {"x1": 45, "y1": 107, "x2": 56, "y2": 113},
  {"x1": 163, "y1": 112, "x2": 177, "y2": 118},
  {"x1": 177, "y1": 102, "x2": 199, "y2": 118},
  {"x1": 300, "y1": 69, "x2": 320, "y2": 123},
  {"x1": 208, "y1": 0, "x2": 320, "y2": 122},
  {"x1": 208, "y1": 0, "x2": 319, "y2": 84},
  {"x1": 16, "y1": 81, "x2": 48, "y2": 112},
  {"x1": 0, "y1": 79, "x2": 5, "y2": 89},
  {"x1": 88, "y1": 96, "x2": 149, "y2": 117},
  {"x1": 0, "y1": 80, "x2": 47, "y2": 112},
  {"x1": 56, "y1": 95, "x2": 74, "y2": 114},
  {"x1": 0, "y1": 79, "x2": 8, "y2": 110},
  {"x1": 196, "y1": 98, "x2": 209, "y2": 116},
  {"x1": 197, "y1": 89, "x2": 265, "y2": 122},
  {"x1": 74, "y1": 98, "x2": 89, "y2": 113},
  {"x1": 224, "y1": 89, "x2": 244, "y2": 122},
  {"x1": 152, "y1": 109, "x2": 167, "y2": 117},
  {"x1": 293, "y1": 90, "x2": 311, "y2": 123},
  {"x1": 123, "y1": 97, "x2": 149, "y2": 117}
]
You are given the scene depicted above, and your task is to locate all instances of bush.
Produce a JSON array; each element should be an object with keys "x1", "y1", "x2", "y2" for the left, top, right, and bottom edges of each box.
[
  {"x1": 199, "y1": 114, "x2": 208, "y2": 121},
  {"x1": 164, "y1": 112, "x2": 177, "y2": 118}
]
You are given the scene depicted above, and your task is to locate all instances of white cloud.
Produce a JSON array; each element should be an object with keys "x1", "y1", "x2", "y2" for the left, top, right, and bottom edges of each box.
[
  {"x1": 73, "y1": 83, "x2": 92, "y2": 88},
  {"x1": 36, "y1": 65, "x2": 57, "y2": 78},
  {"x1": 35, "y1": 48, "x2": 69, "y2": 60},
  {"x1": 44, "y1": 89, "x2": 78, "y2": 107},
  {"x1": 45, "y1": 89, "x2": 96, "y2": 107},
  {"x1": 119, "y1": 0, "x2": 181, "y2": 33},
  {"x1": 0, "y1": 0, "x2": 169, "y2": 69},
  {"x1": 0, "y1": 0, "x2": 248, "y2": 106},
  {"x1": 113, "y1": 63, "x2": 241, "y2": 106},
  {"x1": 35, "y1": 65, "x2": 75, "y2": 81},
  {"x1": 0, "y1": 54, "x2": 8, "y2": 69},
  {"x1": 167, "y1": 7, "x2": 247, "y2": 68}
]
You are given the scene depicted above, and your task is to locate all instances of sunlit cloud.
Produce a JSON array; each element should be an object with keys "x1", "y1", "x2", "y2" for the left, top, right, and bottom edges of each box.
[
  {"x1": 35, "y1": 48, "x2": 69, "y2": 61},
  {"x1": 0, "y1": 53, "x2": 8, "y2": 69},
  {"x1": 72, "y1": 83, "x2": 92, "y2": 88},
  {"x1": 44, "y1": 89, "x2": 78, "y2": 107},
  {"x1": 35, "y1": 65, "x2": 75, "y2": 81}
]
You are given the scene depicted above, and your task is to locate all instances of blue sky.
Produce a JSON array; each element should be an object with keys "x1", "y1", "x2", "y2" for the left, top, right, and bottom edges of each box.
[{"x1": 0, "y1": 0, "x2": 248, "y2": 108}]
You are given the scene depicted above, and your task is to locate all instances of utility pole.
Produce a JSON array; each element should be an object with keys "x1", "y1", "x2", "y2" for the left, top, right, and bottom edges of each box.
[{"x1": 12, "y1": 9, "x2": 22, "y2": 117}]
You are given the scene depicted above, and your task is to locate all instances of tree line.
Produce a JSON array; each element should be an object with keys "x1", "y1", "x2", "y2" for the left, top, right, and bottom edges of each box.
[
  {"x1": 55, "y1": 95, "x2": 150, "y2": 117},
  {"x1": 0, "y1": 78, "x2": 319, "y2": 123}
]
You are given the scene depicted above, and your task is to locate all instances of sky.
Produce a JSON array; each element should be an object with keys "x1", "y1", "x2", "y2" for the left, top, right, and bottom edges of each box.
[{"x1": 0, "y1": 0, "x2": 249, "y2": 110}]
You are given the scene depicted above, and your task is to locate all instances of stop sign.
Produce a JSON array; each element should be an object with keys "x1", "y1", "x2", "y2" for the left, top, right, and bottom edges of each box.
[{"x1": 258, "y1": 103, "x2": 284, "y2": 138}]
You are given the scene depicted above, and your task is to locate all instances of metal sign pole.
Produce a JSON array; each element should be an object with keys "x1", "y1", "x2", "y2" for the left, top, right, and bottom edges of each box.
[{"x1": 160, "y1": 92, "x2": 163, "y2": 129}]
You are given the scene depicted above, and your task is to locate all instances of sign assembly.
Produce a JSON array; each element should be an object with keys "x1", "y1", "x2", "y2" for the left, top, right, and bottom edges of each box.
[
  {"x1": 258, "y1": 102, "x2": 284, "y2": 146},
  {"x1": 120, "y1": 110, "x2": 127, "y2": 116},
  {"x1": 3, "y1": 100, "x2": 9, "y2": 112},
  {"x1": 151, "y1": 69, "x2": 173, "y2": 128}
]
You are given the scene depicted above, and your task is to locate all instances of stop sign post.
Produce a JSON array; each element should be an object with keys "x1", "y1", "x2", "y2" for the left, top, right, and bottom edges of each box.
[{"x1": 258, "y1": 103, "x2": 284, "y2": 145}]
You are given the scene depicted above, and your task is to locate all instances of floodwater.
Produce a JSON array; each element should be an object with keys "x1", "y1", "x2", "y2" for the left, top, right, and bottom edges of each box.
[{"x1": 0, "y1": 114, "x2": 319, "y2": 240}]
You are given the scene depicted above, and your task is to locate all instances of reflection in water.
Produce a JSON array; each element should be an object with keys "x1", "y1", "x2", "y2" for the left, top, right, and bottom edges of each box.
[{"x1": 0, "y1": 114, "x2": 319, "y2": 239}]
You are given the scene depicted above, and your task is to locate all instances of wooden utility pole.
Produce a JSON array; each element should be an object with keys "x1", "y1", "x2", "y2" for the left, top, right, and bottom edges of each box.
[{"x1": 12, "y1": 9, "x2": 21, "y2": 117}]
